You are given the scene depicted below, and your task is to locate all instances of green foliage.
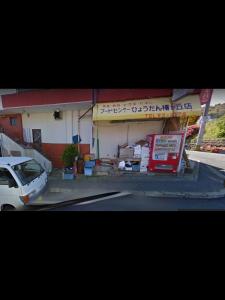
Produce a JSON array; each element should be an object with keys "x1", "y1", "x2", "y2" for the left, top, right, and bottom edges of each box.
[
  {"x1": 204, "y1": 115, "x2": 225, "y2": 139},
  {"x1": 61, "y1": 144, "x2": 79, "y2": 167},
  {"x1": 209, "y1": 103, "x2": 225, "y2": 119},
  {"x1": 188, "y1": 116, "x2": 199, "y2": 126},
  {"x1": 217, "y1": 115, "x2": 225, "y2": 138},
  {"x1": 188, "y1": 135, "x2": 197, "y2": 144}
]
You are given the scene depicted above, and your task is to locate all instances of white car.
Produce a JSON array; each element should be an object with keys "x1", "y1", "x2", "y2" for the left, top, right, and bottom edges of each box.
[{"x1": 0, "y1": 157, "x2": 48, "y2": 211}]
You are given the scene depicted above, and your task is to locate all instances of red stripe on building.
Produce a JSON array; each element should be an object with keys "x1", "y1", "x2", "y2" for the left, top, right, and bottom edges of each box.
[
  {"x1": 1, "y1": 89, "x2": 92, "y2": 108},
  {"x1": 1, "y1": 89, "x2": 202, "y2": 109},
  {"x1": 97, "y1": 89, "x2": 173, "y2": 102}
]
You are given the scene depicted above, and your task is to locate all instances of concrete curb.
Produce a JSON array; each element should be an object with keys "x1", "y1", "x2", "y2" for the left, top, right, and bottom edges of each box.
[
  {"x1": 132, "y1": 188, "x2": 225, "y2": 199},
  {"x1": 49, "y1": 188, "x2": 73, "y2": 193}
]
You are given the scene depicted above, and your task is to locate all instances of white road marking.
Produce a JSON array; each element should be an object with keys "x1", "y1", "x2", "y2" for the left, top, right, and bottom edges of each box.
[{"x1": 75, "y1": 192, "x2": 131, "y2": 206}]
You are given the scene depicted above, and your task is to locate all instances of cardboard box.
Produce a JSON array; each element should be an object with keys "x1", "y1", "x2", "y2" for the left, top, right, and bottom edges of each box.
[
  {"x1": 140, "y1": 160, "x2": 149, "y2": 165},
  {"x1": 141, "y1": 147, "x2": 149, "y2": 154},
  {"x1": 140, "y1": 167, "x2": 148, "y2": 173},
  {"x1": 140, "y1": 165, "x2": 148, "y2": 169},
  {"x1": 135, "y1": 140, "x2": 148, "y2": 147},
  {"x1": 119, "y1": 147, "x2": 134, "y2": 158},
  {"x1": 134, "y1": 145, "x2": 141, "y2": 153},
  {"x1": 141, "y1": 159, "x2": 149, "y2": 165},
  {"x1": 141, "y1": 156, "x2": 149, "y2": 160}
]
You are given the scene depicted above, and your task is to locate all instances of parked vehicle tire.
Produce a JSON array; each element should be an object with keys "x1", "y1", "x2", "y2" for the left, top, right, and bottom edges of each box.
[{"x1": 1, "y1": 204, "x2": 16, "y2": 211}]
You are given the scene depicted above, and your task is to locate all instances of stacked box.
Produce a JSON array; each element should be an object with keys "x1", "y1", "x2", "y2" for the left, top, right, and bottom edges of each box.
[
  {"x1": 140, "y1": 167, "x2": 148, "y2": 173},
  {"x1": 140, "y1": 145, "x2": 150, "y2": 172},
  {"x1": 133, "y1": 145, "x2": 142, "y2": 158},
  {"x1": 141, "y1": 146, "x2": 149, "y2": 158},
  {"x1": 119, "y1": 147, "x2": 134, "y2": 159}
]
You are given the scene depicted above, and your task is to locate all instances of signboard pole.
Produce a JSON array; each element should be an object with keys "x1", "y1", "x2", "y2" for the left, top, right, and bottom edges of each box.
[
  {"x1": 195, "y1": 89, "x2": 213, "y2": 151},
  {"x1": 0, "y1": 133, "x2": 3, "y2": 156},
  {"x1": 177, "y1": 117, "x2": 189, "y2": 173}
]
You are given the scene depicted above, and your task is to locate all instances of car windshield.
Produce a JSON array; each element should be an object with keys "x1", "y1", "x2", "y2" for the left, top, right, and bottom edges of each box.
[{"x1": 12, "y1": 159, "x2": 44, "y2": 186}]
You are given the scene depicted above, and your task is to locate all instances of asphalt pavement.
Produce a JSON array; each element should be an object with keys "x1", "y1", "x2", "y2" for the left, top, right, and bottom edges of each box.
[
  {"x1": 187, "y1": 151, "x2": 225, "y2": 175},
  {"x1": 49, "y1": 193, "x2": 225, "y2": 211},
  {"x1": 28, "y1": 151, "x2": 225, "y2": 211}
]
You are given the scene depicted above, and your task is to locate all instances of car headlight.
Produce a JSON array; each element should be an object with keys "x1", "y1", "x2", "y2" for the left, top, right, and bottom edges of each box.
[
  {"x1": 20, "y1": 195, "x2": 30, "y2": 204},
  {"x1": 20, "y1": 190, "x2": 36, "y2": 204}
]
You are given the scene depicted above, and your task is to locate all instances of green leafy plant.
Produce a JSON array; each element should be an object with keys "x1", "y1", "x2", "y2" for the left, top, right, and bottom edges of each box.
[
  {"x1": 204, "y1": 115, "x2": 225, "y2": 139},
  {"x1": 217, "y1": 115, "x2": 225, "y2": 138},
  {"x1": 61, "y1": 144, "x2": 79, "y2": 168}
]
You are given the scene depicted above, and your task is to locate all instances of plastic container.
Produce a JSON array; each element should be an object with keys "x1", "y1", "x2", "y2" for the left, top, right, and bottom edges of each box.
[
  {"x1": 63, "y1": 173, "x2": 74, "y2": 180},
  {"x1": 84, "y1": 167, "x2": 93, "y2": 176},
  {"x1": 85, "y1": 160, "x2": 96, "y2": 168},
  {"x1": 132, "y1": 164, "x2": 140, "y2": 172},
  {"x1": 84, "y1": 154, "x2": 91, "y2": 161}
]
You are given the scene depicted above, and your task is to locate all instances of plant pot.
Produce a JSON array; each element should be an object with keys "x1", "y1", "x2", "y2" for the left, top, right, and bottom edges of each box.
[{"x1": 63, "y1": 167, "x2": 75, "y2": 180}]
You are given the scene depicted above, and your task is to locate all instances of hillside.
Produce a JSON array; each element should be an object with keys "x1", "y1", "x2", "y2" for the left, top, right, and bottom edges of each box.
[
  {"x1": 208, "y1": 103, "x2": 225, "y2": 119},
  {"x1": 204, "y1": 114, "x2": 225, "y2": 139}
]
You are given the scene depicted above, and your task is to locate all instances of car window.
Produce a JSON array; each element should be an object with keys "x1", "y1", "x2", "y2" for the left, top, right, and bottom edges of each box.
[
  {"x1": 0, "y1": 167, "x2": 14, "y2": 185},
  {"x1": 12, "y1": 159, "x2": 44, "y2": 186}
]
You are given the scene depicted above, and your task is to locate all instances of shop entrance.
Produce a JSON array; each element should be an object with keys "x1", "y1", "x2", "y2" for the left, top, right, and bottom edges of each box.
[{"x1": 95, "y1": 120, "x2": 163, "y2": 159}]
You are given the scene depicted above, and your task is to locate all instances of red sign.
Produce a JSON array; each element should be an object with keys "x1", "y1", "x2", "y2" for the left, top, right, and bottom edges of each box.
[{"x1": 199, "y1": 89, "x2": 213, "y2": 105}]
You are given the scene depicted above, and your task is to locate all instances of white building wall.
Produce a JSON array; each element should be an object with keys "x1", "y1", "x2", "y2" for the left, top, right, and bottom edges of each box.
[
  {"x1": 79, "y1": 110, "x2": 93, "y2": 145},
  {"x1": 22, "y1": 109, "x2": 92, "y2": 145},
  {"x1": 21, "y1": 110, "x2": 162, "y2": 159},
  {"x1": 72, "y1": 110, "x2": 79, "y2": 136},
  {"x1": 22, "y1": 112, "x2": 69, "y2": 143}
]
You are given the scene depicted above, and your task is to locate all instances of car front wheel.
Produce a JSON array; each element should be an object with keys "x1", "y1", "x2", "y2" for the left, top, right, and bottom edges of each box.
[{"x1": 1, "y1": 204, "x2": 16, "y2": 211}]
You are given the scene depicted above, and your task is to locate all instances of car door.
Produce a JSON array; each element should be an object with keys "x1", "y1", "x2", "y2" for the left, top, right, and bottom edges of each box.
[{"x1": 0, "y1": 167, "x2": 21, "y2": 208}]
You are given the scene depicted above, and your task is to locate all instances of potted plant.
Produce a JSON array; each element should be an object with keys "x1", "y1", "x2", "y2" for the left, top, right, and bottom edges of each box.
[{"x1": 61, "y1": 144, "x2": 79, "y2": 180}]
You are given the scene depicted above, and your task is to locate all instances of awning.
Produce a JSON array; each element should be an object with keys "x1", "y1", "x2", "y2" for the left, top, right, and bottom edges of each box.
[{"x1": 93, "y1": 95, "x2": 201, "y2": 121}]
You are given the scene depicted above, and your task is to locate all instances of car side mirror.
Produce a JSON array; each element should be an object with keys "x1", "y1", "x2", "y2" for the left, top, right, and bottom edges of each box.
[{"x1": 8, "y1": 178, "x2": 18, "y2": 188}]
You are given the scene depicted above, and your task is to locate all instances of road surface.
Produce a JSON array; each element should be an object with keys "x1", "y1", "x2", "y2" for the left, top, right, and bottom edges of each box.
[
  {"x1": 48, "y1": 193, "x2": 225, "y2": 211},
  {"x1": 27, "y1": 151, "x2": 225, "y2": 211},
  {"x1": 187, "y1": 151, "x2": 225, "y2": 174}
]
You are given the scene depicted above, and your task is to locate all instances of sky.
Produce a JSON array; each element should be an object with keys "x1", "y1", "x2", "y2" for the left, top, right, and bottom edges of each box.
[{"x1": 211, "y1": 89, "x2": 225, "y2": 105}]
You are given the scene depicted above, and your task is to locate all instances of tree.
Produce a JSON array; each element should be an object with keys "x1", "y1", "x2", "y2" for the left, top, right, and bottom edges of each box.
[
  {"x1": 217, "y1": 115, "x2": 225, "y2": 138},
  {"x1": 204, "y1": 114, "x2": 225, "y2": 139},
  {"x1": 61, "y1": 145, "x2": 79, "y2": 168}
]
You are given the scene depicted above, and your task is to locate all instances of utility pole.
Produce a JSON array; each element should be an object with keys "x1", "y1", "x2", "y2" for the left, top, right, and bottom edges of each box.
[{"x1": 195, "y1": 89, "x2": 213, "y2": 151}]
